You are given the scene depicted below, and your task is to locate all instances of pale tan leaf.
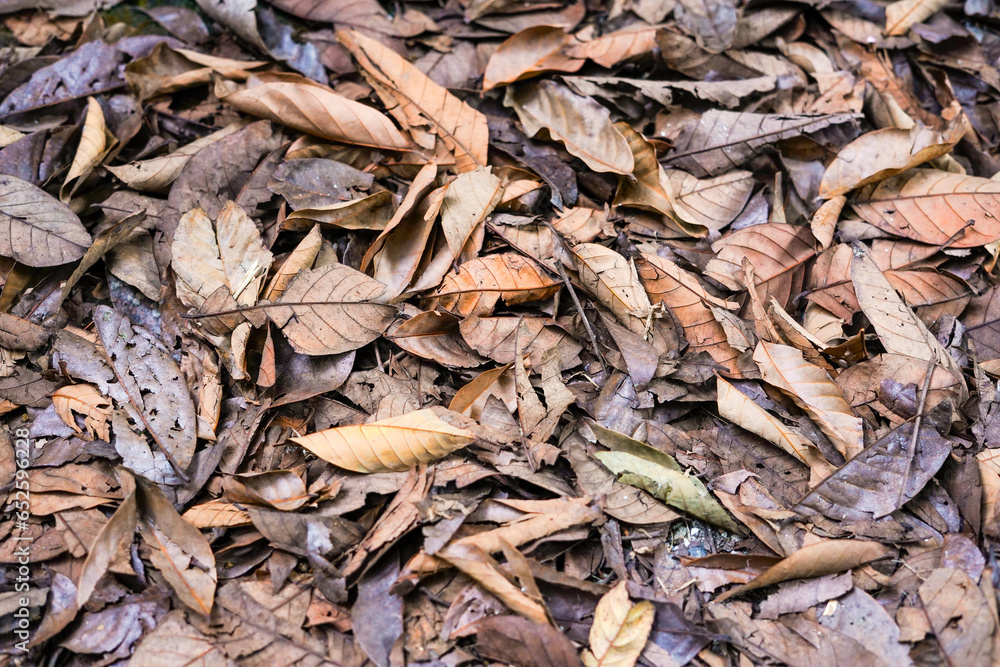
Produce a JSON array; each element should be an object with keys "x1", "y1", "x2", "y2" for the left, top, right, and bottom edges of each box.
[
  {"x1": 581, "y1": 581, "x2": 654, "y2": 667},
  {"x1": 338, "y1": 29, "x2": 489, "y2": 172},
  {"x1": 107, "y1": 122, "x2": 245, "y2": 193},
  {"x1": 449, "y1": 364, "x2": 515, "y2": 419},
  {"x1": 62, "y1": 97, "x2": 109, "y2": 198},
  {"x1": 850, "y1": 243, "x2": 963, "y2": 383},
  {"x1": 291, "y1": 407, "x2": 475, "y2": 473},
  {"x1": 717, "y1": 377, "x2": 833, "y2": 478},
  {"x1": 263, "y1": 224, "x2": 322, "y2": 301},
  {"x1": 885, "y1": 0, "x2": 949, "y2": 35},
  {"x1": 52, "y1": 384, "x2": 111, "y2": 441},
  {"x1": 810, "y1": 195, "x2": 845, "y2": 249},
  {"x1": 172, "y1": 202, "x2": 272, "y2": 310},
  {"x1": 182, "y1": 499, "x2": 252, "y2": 529},
  {"x1": 268, "y1": 264, "x2": 397, "y2": 355},
  {"x1": 217, "y1": 73, "x2": 411, "y2": 151},
  {"x1": 483, "y1": 26, "x2": 584, "y2": 91},
  {"x1": 819, "y1": 118, "x2": 966, "y2": 198},
  {"x1": 716, "y1": 540, "x2": 893, "y2": 602},
  {"x1": 423, "y1": 252, "x2": 560, "y2": 317},
  {"x1": 505, "y1": 80, "x2": 634, "y2": 175},
  {"x1": 573, "y1": 243, "x2": 652, "y2": 335},
  {"x1": 440, "y1": 167, "x2": 504, "y2": 259},
  {"x1": 850, "y1": 169, "x2": 1000, "y2": 248},
  {"x1": 664, "y1": 169, "x2": 754, "y2": 231},
  {"x1": 754, "y1": 341, "x2": 864, "y2": 459}
]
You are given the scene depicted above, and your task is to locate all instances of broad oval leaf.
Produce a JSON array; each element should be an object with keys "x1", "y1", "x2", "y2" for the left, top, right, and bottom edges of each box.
[
  {"x1": 704, "y1": 223, "x2": 816, "y2": 308},
  {"x1": 850, "y1": 169, "x2": 1000, "y2": 248},
  {"x1": 664, "y1": 169, "x2": 754, "y2": 231},
  {"x1": 483, "y1": 26, "x2": 584, "y2": 91},
  {"x1": 423, "y1": 252, "x2": 560, "y2": 317},
  {"x1": 218, "y1": 74, "x2": 411, "y2": 151},
  {"x1": 565, "y1": 24, "x2": 659, "y2": 67},
  {"x1": 0, "y1": 174, "x2": 91, "y2": 266},
  {"x1": 268, "y1": 263, "x2": 398, "y2": 355},
  {"x1": 505, "y1": 80, "x2": 634, "y2": 175},
  {"x1": 291, "y1": 407, "x2": 476, "y2": 472}
]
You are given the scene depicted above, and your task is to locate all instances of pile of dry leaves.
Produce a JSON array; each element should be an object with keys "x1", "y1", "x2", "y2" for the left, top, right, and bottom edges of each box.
[{"x1": 2, "y1": 0, "x2": 1000, "y2": 664}]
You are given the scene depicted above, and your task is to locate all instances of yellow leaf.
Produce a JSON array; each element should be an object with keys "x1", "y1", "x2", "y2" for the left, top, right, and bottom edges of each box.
[
  {"x1": 291, "y1": 407, "x2": 475, "y2": 472},
  {"x1": 582, "y1": 581, "x2": 654, "y2": 667}
]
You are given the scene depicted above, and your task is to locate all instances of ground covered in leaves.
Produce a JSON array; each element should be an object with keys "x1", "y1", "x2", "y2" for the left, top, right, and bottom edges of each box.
[{"x1": 3, "y1": 0, "x2": 1000, "y2": 665}]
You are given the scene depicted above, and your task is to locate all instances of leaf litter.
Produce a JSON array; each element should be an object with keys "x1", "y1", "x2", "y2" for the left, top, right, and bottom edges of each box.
[{"x1": 3, "y1": 0, "x2": 1000, "y2": 666}]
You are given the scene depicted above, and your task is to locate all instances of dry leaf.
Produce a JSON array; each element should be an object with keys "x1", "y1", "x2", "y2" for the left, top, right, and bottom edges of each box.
[
  {"x1": 574, "y1": 243, "x2": 652, "y2": 335},
  {"x1": 0, "y1": 174, "x2": 91, "y2": 267},
  {"x1": 291, "y1": 407, "x2": 475, "y2": 472},
  {"x1": 581, "y1": 581, "x2": 654, "y2": 667},
  {"x1": 425, "y1": 252, "x2": 560, "y2": 317},
  {"x1": 885, "y1": 0, "x2": 949, "y2": 35},
  {"x1": 483, "y1": 26, "x2": 584, "y2": 91}
]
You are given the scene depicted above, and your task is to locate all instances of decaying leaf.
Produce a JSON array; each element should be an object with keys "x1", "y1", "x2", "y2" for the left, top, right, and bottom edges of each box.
[{"x1": 574, "y1": 243, "x2": 652, "y2": 335}]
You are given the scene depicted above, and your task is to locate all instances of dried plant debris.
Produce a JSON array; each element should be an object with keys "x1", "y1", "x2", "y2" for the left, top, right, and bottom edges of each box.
[{"x1": 5, "y1": 0, "x2": 1000, "y2": 665}]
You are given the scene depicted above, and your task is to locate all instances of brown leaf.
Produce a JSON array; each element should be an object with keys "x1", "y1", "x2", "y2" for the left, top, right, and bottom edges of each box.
[
  {"x1": 565, "y1": 25, "x2": 658, "y2": 68},
  {"x1": 130, "y1": 610, "x2": 231, "y2": 667},
  {"x1": 674, "y1": 0, "x2": 738, "y2": 53},
  {"x1": 483, "y1": 26, "x2": 584, "y2": 91},
  {"x1": 0, "y1": 174, "x2": 91, "y2": 267},
  {"x1": 716, "y1": 539, "x2": 894, "y2": 601},
  {"x1": 885, "y1": 0, "x2": 949, "y2": 35},
  {"x1": 505, "y1": 80, "x2": 634, "y2": 175},
  {"x1": 581, "y1": 581, "x2": 654, "y2": 667},
  {"x1": 919, "y1": 568, "x2": 995, "y2": 667},
  {"x1": 664, "y1": 169, "x2": 754, "y2": 231},
  {"x1": 851, "y1": 169, "x2": 1000, "y2": 248},
  {"x1": 424, "y1": 252, "x2": 560, "y2": 317},
  {"x1": 754, "y1": 341, "x2": 864, "y2": 459},
  {"x1": 664, "y1": 110, "x2": 858, "y2": 177},
  {"x1": 267, "y1": 263, "x2": 397, "y2": 355},
  {"x1": 704, "y1": 223, "x2": 816, "y2": 308},
  {"x1": 76, "y1": 490, "x2": 137, "y2": 609},
  {"x1": 218, "y1": 73, "x2": 411, "y2": 151},
  {"x1": 387, "y1": 310, "x2": 486, "y2": 367},
  {"x1": 338, "y1": 29, "x2": 489, "y2": 172},
  {"x1": 574, "y1": 243, "x2": 652, "y2": 335},
  {"x1": 94, "y1": 306, "x2": 199, "y2": 474},
  {"x1": 476, "y1": 614, "x2": 584, "y2": 667}
]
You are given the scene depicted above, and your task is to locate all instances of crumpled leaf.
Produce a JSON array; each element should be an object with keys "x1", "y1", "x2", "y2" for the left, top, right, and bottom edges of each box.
[
  {"x1": 424, "y1": 252, "x2": 560, "y2": 317},
  {"x1": 339, "y1": 29, "x2": 489, "y2": 172},
  {"x1": 574, "y1": 243, "x2": 652, "y2": 335},
  {"x1": 581, "y1": 581, "x2": 654, "y2": 667},
  {"x1": 291, "y1": 407, "x2": 475, "y2": 472}
]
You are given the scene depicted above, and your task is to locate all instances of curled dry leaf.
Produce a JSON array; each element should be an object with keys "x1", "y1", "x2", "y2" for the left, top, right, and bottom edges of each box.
[
  {"x1": 581, "y1": 581, "x2": 654, "y2": 667},
  {"x1": 754, "y1": 341, "x2": 864, "y2": 459},
  {"x1": 440, "y1": 167, "x2": 505, "y2": 260},
  {"x1": 338, "y1": 29, "x2": 489, "y2": 172},
  {"x1": 716, "y1": 539, "x2": 893, "y2": 602},
  {"x1": 52, "y1": 385, "x2": 112, "y2": 440},
  {"x1": 424, "y1": 252, "x2": 560, "y2": 317},
  {"x1": 267, "y1": 263, "x2": 397, "y2": 356},
  {"x1": 62, "y1": 97, "x2": 110, "y2": 199},
  {"x1": 218, "y1": 73, "x2": 411, "y2": 151},
  {"x1": 574, "y1": 243, "x2": 652, "y2": 335},
  {"x1": 505, "y1": 80, "x2": 634, "y2": 175},
  {"x1": 291, "y1": 407, "x2": 475, "y2": 473},
  {"x1": 850, "y1": 170, "x2": 1000, "y2": 248},
  {"x1": 483, "y1": 26, "x2": 584, "y2": 91},
  {"x1": 76, "y1": 490, "x2": 137, "y2": 609},
  {"x1": 565, "y1": 24, "x2": 659, "y2": 67},
  {"x1": 0, "y1": 174, "x2": 91, "y2": 267}
]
